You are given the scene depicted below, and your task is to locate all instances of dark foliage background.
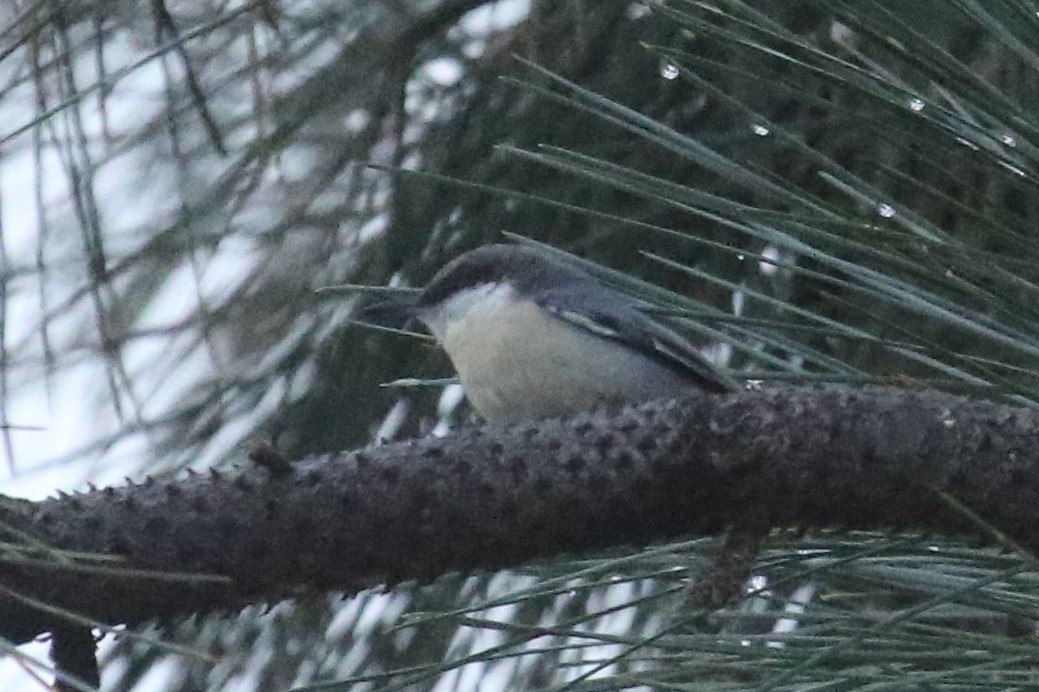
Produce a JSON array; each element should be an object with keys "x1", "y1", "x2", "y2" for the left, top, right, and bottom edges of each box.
[{"x1": 2, "y1": 0, "x2": 1038, "y2": 689}]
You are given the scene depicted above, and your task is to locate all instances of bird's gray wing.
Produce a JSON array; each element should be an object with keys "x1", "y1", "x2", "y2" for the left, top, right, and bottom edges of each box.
[{"x1": 534, "y1": 285, "x2": 738, "y2": 393}]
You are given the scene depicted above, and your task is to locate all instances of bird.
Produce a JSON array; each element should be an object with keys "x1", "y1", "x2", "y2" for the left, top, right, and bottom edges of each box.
[{"x1": 400, "y1": 243, "x2": 737, "y2": 425}]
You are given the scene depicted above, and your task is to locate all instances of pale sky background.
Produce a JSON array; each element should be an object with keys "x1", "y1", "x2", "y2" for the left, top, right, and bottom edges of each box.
[
  {"x1": 0, "y1": 2, "x2": 640, "y2": 690},
  {"x1": 0, "y1": 2, "x2": 767, "y2": 689}
]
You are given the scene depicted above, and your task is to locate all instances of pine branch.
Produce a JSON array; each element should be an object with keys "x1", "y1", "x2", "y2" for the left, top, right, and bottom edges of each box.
[{"x1": 1, "y1": 384, "x2": 1036, "y2": 645}]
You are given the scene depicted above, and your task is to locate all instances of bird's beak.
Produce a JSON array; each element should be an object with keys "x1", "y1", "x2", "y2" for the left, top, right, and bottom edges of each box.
[
  {"x1": 356, "y1": 294, "x2": 422, "y2": 323},
  {"x1": 316, "y1": 283, "x2": 423, "y2": 324}
]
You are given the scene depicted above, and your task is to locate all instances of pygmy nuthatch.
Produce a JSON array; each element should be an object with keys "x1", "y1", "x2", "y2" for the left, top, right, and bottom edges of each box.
[{"x1": 406, "y1": 244, "x2": 735, "y2": 425}]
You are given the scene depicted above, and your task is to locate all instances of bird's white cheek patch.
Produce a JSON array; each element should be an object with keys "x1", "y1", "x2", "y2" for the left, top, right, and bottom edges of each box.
[{"x1": 418, "y1": 282, "x2": 507, "y2": 342}]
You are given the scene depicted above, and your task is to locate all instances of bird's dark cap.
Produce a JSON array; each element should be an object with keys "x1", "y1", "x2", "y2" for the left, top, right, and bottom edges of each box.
[{"x1": 417, "y1": 244, "x2": 591, "y2": 308}]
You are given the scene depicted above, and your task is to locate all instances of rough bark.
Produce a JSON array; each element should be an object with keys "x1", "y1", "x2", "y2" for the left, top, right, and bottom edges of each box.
[{"x1": 2, "y1": 384, "x2": 1036, "y2": 644}]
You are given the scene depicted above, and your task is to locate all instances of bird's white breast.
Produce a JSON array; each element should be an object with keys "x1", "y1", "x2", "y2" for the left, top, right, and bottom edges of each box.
[{"x1": 419, "y1": 283, "x2": 692, "y2": 424}]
